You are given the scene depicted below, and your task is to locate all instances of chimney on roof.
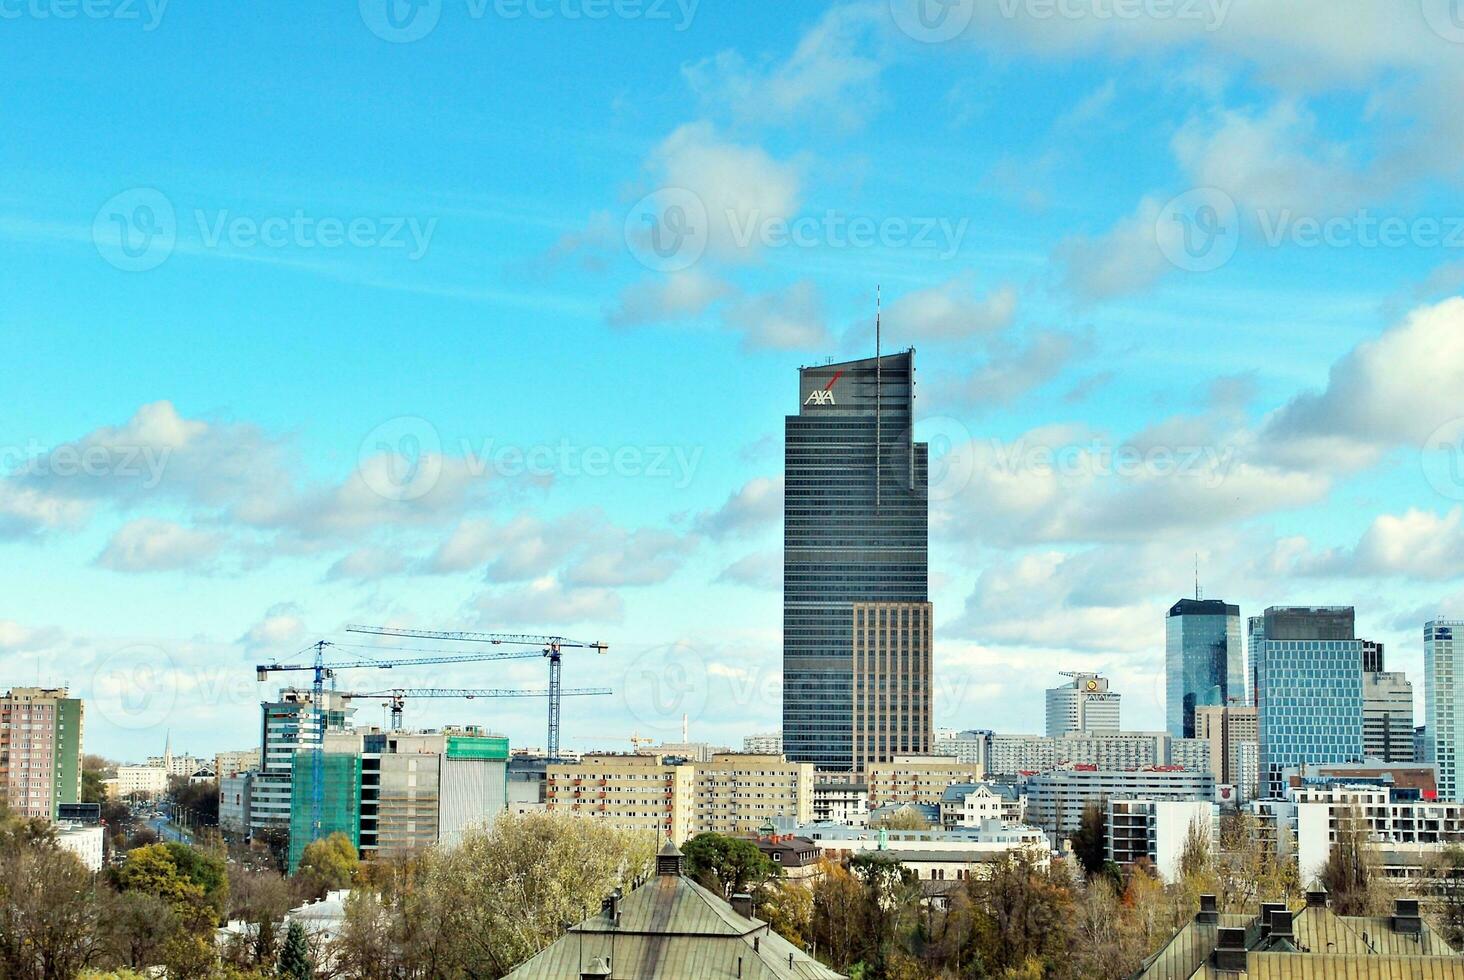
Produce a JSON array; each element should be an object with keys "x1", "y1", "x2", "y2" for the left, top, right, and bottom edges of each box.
[
  {"x1": 580, "y1": 956, "x2": 611, "y2": 979},
  {"x1": 1305, "y1": 884, "x2": 1328, "y2": 908},
  {"x1": 1393, "y1": 898, "x2": 1422, "y2": 935},
  {"x1": 731, "y1": 893, "x2": 754, "y2": 919},
  {"x1": 1259, "y1": 902, "x2": 1286, "y2": 937},
  {"x1": 1197, "y1": 894, "x2": 1219, "y2": 924},
  {"x1": 601, "y1": 888, "x2": 622, "y2": 925},
  {"x1": 1213, "y1": 926, "x2": 1247, "y2": 972},
  {"x1": 1269, "y1": 909, "x2": 1294, "y2": 941}
]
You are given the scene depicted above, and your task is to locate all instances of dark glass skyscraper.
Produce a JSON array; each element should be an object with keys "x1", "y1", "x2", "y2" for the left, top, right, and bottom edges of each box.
[
  {"x1": 783, "y1": 350, "x2": 931, "y2": 772},
  {"x1": 1166, "y1": 598, "x2": 1244, "y2": 738}
]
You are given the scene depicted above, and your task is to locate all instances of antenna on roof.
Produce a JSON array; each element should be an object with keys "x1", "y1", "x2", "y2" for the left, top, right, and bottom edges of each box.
[{"x1": 1195, "y1": 553, "x2": 1203, "y2": 601}]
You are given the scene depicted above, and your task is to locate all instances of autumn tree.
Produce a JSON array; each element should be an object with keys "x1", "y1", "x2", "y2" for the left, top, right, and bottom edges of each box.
[
  {"x1": 1322, "y1": 806, "x2": 1386, "y2": 915},
  {"x1": 295, "y1": 832, "x2": 359, "y2": 897},
  {"x1": 0, "y1": 815, "x2": 103, "y2": 980}
]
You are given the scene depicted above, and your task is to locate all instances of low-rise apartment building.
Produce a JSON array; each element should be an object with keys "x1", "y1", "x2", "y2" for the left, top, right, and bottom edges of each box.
[{"x1": 866, "y1": 755, "x2": 986, "y2": 806}]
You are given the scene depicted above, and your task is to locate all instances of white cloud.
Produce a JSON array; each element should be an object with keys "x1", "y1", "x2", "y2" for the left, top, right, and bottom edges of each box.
[
  {"x1": 326, "y1": 546, "x2": 409, "y2": 583},
  {"x1": 715, "y1": 550, "x2": 781, "y2": 590},
  {"x1": 1283, "y1": 508, "x2": 1464, "y2": 581},
  {"x1": 238, "y1": 602, "x2": 308, "y2": 651},
  {"x1": 1057, "y1": 196, "x2": 1171, "y2": 302},
  {"x1": 694, "y1": 477, "x2": 783, "y2": 538},
  {"x1": 94, "y1": 518, "x2": 225, "y2": 573},
  {"x1": 879, "y1": 277, "x2": 1018, "y2": 342},
  {"x1": 470, "y1": 577, "x2": 624, "y2": 626},
  {"x1": 607, "y1": 270, "x2": 732, "y2": 326},
  {"x1": 721, "y1": 281, "x2": 830, "y2": 351}
]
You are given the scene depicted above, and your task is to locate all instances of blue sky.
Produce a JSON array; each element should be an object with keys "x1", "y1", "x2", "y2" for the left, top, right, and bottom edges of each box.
[{"x1": 4, "y1": 0, "x2": 1464, "y2": 761}]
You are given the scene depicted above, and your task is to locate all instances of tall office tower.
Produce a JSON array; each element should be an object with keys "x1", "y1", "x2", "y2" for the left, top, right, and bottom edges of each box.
[
  {"x1": 1362, "y1": 639, "x2": 1386, "y2": 673},
  {"x1": 1362, "y1": 671, "x2": 1414, "y2": 763},
  {"x1": 250, "y1": 689, "x2": 356, "y2": 833},
  {"x1": 1425, "y1": 620, "x2": 1464, "y2": 799},
  {"x1": 1253, "y1": 607, "x2": 1365, "y2": 798},
  {"x1": 783, "y1": 349, "x2": 931, "y2": 773},
  {"x1": 1045, "y1": 672, "x2": 1121, "y2": 737},
  {"x1": 0, "y1": 687, "x2": 83, "y2": 820},
  {"x1": 1166, "y1": 599, "x2": 1244, "y2": 738}
]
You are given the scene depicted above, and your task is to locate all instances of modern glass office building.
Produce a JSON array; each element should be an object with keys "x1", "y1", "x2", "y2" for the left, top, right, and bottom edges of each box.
[
  {"x1": 783, "y1": 350, "x2": 931, "y2": 772},
  {"x1": 1165, "y1": 598, "x2": 1244, "y2": 738},
  {"x1": 1252, "y1": 606, "x2": 1364, "y2": 798}
]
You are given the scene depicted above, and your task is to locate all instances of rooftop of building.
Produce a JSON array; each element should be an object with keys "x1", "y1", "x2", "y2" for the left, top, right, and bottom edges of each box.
[
  {"x1": 940, "y1": 782, "x2": 1024, "y2": 803},
  {"x1": 1169, "y1": 598, "x2": 1240, "y2": 617},
  {"x1": 1133, "y1": 891, "x2": 1459, "y2": 979},
  {"x1": 504, "y1": 841, "x2": 845, "y2": 980}
]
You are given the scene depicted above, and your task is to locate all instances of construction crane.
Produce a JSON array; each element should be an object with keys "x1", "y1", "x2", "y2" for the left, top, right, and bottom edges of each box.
[
  {"x1": 256, "y1": 636, "x2": 571, "y2": 852},
  {"x1": 345, "y1": 625, "x2": 608, "y2": 764},
  {"x1": 344, "y1": 686, "x2": 613, "y2": 731}
]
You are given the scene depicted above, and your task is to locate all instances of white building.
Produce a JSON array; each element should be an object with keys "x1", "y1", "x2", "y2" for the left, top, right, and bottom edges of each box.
[
  {"x1": 742, "y1": 733, "x2": 782, "y2": 755},
  {"x1": 1045, "y1": 673, "x2": 1121, "y2": 737},
  {"x1": 789, "y1": 818, "x2": 1051, "y2": 868},
  {"x1": 933, "y1": 730, "x2": 992, "y2": 768},
  {"x1": 1025, "y1": 767, "x2": 1217, "y2": 837},
  {"x1": 986, "y1": 731, "x2": 1211, "y2": 777},
  {"x1": 940, "y1": 782, "x2": 1026, "y2": 829},
  {"x1": 1289, "y1": 783, "x2": 1464, "y2": 884},
  {"x1": 114, "y1": 765, "x2": 170, "y2": 799},
  {"x1": 1425, "y1": 621, "x2": 1463, "y2": 800},
  {"x1": 813, "y1": 781, "x2": 869, "y2": 827},
  {"x1": 56, "y1": 824, "x2": 105, "y2": 871},
  {"x1": 1107, "y1": 799, "x2": 1217, "y2": 882}
]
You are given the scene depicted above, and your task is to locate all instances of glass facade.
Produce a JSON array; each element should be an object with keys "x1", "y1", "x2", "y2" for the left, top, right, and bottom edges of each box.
[
  {"x1": 1165, "y1": 599, "x2": 1243, "y2": 738},
  {"x1": 1253, "y1": 607, "x2": 1364, "y2": 798},
  {"x1": 783, "y1": 350, "x2": 929, "y2": 771}
]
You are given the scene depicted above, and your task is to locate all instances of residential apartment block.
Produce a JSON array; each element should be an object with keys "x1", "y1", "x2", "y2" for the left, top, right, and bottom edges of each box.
[
  {"x1": 0, "y1": 687, "x2": 83, "y2": 821},
  {"x1": 865, "y1": 754, "x2": 985, "y2": 806}
]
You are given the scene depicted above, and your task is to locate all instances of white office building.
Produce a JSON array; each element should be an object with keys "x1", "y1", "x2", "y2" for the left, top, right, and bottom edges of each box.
[
  {"x1": 1426, "y1": 620, "x2": 1464, "y2": 800},
  {"x1": 1045, "y1": 673, "x2": 1121, "y2": 738},
  {"x1": 1025, "y1": 767, "x2": 1216, "y2": 838},
  {"x1": 1107, "y1": 799, "x2": 1218, "y2": 883},
  {"x1": 1363, "y1": 671, "x2": 1415, "y2": 763},
  {"x1": 986, "y1": 731, "x2": 1211, "y2": 777}
]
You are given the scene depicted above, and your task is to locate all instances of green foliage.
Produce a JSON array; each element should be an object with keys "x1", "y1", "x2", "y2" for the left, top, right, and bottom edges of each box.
[
  {"x1": 295, "y1": 832, "x2": 359, "y2": 895},
  {"x1": 277, "y1": 920, "x2": 313, "y2": 980},
  {"x1": 869, "y1": 807, "x2": 933, "y2": 831},
  {"x1": 681, "y1": 832, "x2": 782, "y2": 899},
  {"x1": 113, "y1": 842, "x2": 228, "y2": 978}
]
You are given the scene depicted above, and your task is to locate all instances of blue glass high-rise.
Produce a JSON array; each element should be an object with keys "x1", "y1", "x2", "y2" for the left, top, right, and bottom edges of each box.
[{"x1": 1166, "y1": 598, "x2": 1244, "y2": 738}]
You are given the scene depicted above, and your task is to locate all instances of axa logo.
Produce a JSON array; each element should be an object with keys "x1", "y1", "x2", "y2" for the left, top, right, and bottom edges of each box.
[{"x1": 804, "y1": 370, "x2": 844, "y2": 406}]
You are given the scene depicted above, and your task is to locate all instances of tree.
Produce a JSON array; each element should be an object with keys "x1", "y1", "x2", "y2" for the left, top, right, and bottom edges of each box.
[
  {"x1": 810, "y1": 859, "x2": 867, "y2": 972},
  {"x1": 758, "y1": 879, "x2": 813, "y2": 949},
  {"x1": 223, "y1": 867, "x2": 296, "y2": 968},
  {"x1": 681, "y1": 832, "x2": 781, "y2": 899},
  {"x1": 1424, "y1": 845, "x2": 1464, "y2": 947},
  {"x1": 0, "y1": 815, "x2": 103, "y2": 980},
  {"x1": 1322, "y1": 806, "x2": 1385, "y2": 915},
  {"x1": 346, "y1": 812, "x2": 656, "y2": 979},
  {"x1": 295, "y1": 832, "x2": 359, "y2": 897},
  {"x1": 1070, "y1": 800, "x2": 1109, "y2": 878},
  {"x1": 869, "y1": 807, "x2": 932, "y2": 831},
  {"x1": 112, "y1": 843, "x2": 226, "y2": 978},
  {"x1": 277, "y1": 920, "x2": 313, "y2": 980}
]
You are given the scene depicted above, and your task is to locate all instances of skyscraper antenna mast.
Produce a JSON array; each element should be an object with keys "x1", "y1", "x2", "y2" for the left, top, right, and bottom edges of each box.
[
  {"x1": 1194, "y1": 553, "x2": 1202, "y2": 601},
  {"x1": 875, "y1": 284, "x2": 881, "y2": 512}
]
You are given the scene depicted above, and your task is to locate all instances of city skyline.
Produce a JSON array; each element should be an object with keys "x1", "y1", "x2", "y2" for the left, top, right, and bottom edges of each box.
[{"x1": 5, "y1": 5, "x2": 1464, "y2": 761}]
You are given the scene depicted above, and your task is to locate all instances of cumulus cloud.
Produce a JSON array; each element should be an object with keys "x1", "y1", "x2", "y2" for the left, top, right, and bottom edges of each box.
[
  {"x1": 94, "y1": 518, "x2": 225, "y2": 573},
  {"x1": 941, "y1": 330, "x2": 1087, "y2": 410},
  {"x1": 238, "y1": 602, "x2": 308, "y2": 651},
  {"x1": 721, "y1": 281, "x2": 830, "y2": 351},
  {"x1": 325, "y1": 546, "x2": 410, "y2": 583},
  {"x1": 606, "y1": 270, "x2": 732, "y2": 327},
  {"x1": 715, "y1": 550, "x2": 781, "y2": 590},
  {"x1": 878, "y1": 277, "x2": 1018, "y2": 342},
  {"x1": 470, "y1": 577, "x2": 624, "y2": 626},
  {"x1": 1057, "y1": 196, "x2": 1171, "y2": 303},
  {"x1": 694, "y1": 477, "x2": 782, "y2": 539},
  {"x1": 1281, "y1": 508, "x2": 1464, "y2": 581},
  {"x1": 683, "y1": 2, "x2": 887, "y2": 129}
]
